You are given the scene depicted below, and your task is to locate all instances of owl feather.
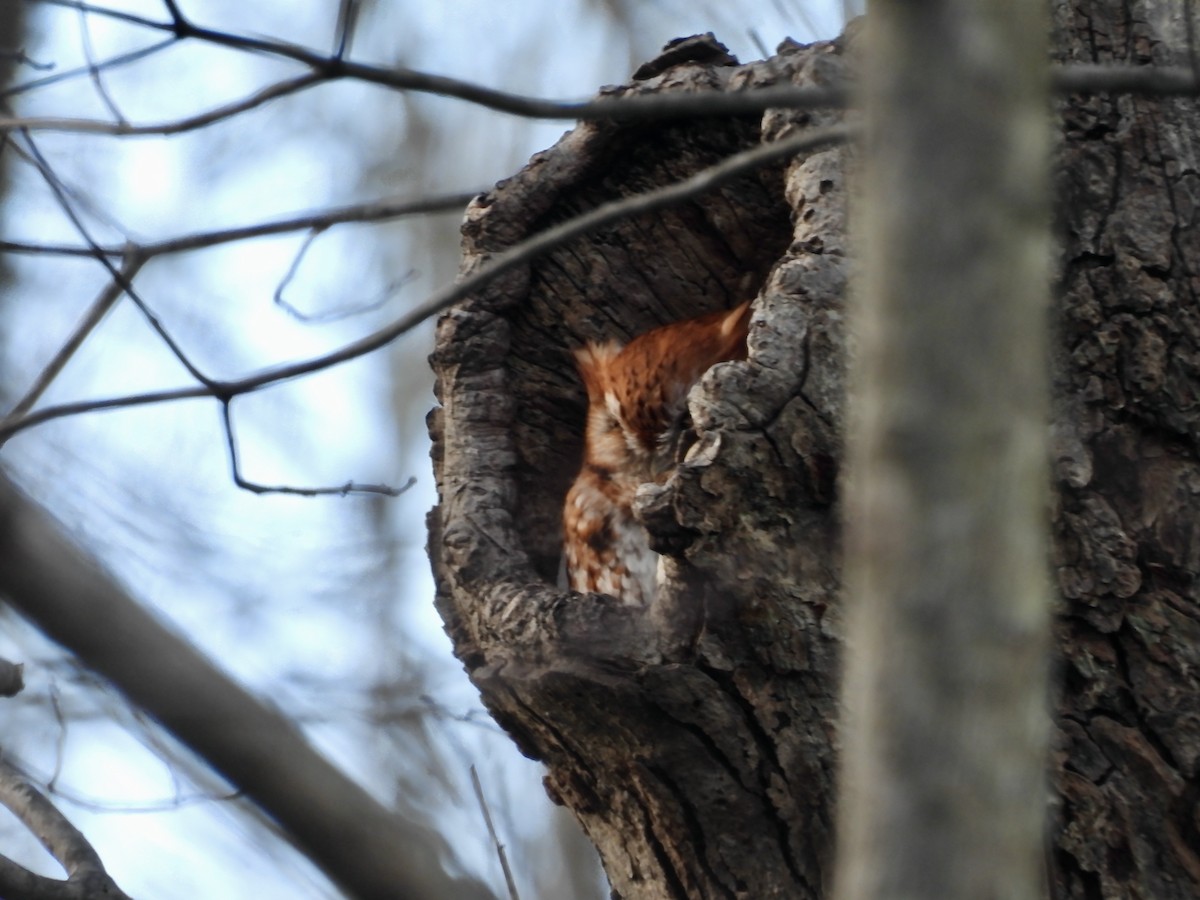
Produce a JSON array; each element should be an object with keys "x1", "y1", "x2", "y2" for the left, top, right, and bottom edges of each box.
[{"x1": 562, "y1": 302, "x2": 751, "y2": 605}]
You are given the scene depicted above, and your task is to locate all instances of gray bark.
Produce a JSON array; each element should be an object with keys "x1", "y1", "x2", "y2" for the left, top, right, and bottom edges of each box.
[
  {"x1": 1049, "y1": 1, "x2": 1200, "y2": 897},
  {"x1": 431, "y1": 34, "x2": 850, "y2": 899},
  {"x1": 430, "y1": 5, "x2": 1200, "y2": 898}
]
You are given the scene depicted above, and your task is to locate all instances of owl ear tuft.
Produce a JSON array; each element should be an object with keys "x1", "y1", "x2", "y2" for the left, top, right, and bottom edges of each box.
[
  {"x1": 573, "y1": 341, "x2": 622, "y2": 404},
  {"x1": 719, "y1": 300, "x2": 752, "y2": 339}
]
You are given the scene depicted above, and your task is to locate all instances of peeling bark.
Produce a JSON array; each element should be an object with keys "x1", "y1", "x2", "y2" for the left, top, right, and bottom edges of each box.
[{"x1": 430, "y1": 5, "x2": 1200, "y2": 897}]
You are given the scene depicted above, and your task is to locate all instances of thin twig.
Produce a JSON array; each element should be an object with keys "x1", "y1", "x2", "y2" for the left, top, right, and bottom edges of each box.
[
  {"x1": 0, "y1": 71, "x2": 325, "y2": 136},
  {"x1": 0, "y1": 123, "x2": 854, "y2": 444},
  {"x1": 274, "y1": 228, "x2": 415, "y2": 323},
  {"x1": 2, "y1": 60, "x2": 1193, "y2": 137},
  {"x1": 29, "y1": 0, "x2": 849, "y2": 122},
  {"x1": 0, "y1": 190, "x2": 479, "y2": 258},
  {"x1": 147, "y1": 191, "x2": 479, "y2": 255},
  {"x1": 160, "y1": 0, "x2": 185, "y2": 25},
  {"x1": 14, "y1": 752, "x2": 243, "y2": 812},
  {"x1": 20, "y1": 0, "x2": 1200, "y2": 132},
  {"x1": 76, "y1": 3, "x2": 127, "y2": 124},
  {"x1": 273, "y1": 226, "x2": 328, "y2": 318},
  {"x1": 220, "y1": 401, "x2": 415, "y2": 497},
  {"x1": 0, "y1": 81, "x2": 849, "y2": 134},
  {"x1": 11, "y1": 133, "x2": 216, "y2": 387},
  {"x1": 0, "y1": 238, "x2": 118, "y2": 256},
  {"x1": 470, "y1": 765, "x2": 521, "y2": 900},
  {"x1": 48, "y1": 683, "x2": 66, "y2": 790},
  {"x1": 45, "y1": 783, "x2": 243, "y2": 814},
  {"x1": 2, "y1": 49, "x2": 55, "y2": 72},
  {"x1": 333, "y1": 0, "x2": 359, "y2": 60},
  {"x1": 8, "y1": 253, "x2": 145, "y2": 417},
  {"x1": 3, "y1": 37, "x2": 175, "y2": 98}
]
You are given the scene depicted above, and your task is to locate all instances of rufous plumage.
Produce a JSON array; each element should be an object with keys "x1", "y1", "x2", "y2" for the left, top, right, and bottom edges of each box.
[{"x1": 562, "y1": 301, "x2": 752, "y2": 605}]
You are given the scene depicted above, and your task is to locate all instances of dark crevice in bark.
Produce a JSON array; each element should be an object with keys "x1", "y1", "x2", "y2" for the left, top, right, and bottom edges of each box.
[
  {"x1": 1079, "y1": 865, "x2": 1105, "y2": 900},
  {"x1": 697, "y1": 663, "x2": 815, "y2": 894},
  {"x1": 636, "y1": 800, "x2": 694, "y2": 900},
  {"x1": 499, "y1": 680, "x2": 601, "y2": 782},
  {"x1": 758, "y1": 424, "x2": 791, "y2": 473},
  {"x1": 641, "y1": 763, "x2": 736, "y2": 900},
  {"x1": 645, "y1": 703, "x2": 753, "y2": 795},
  {"x1": 1112, "y1": 624, "x2": 1184, "y2": 772}
]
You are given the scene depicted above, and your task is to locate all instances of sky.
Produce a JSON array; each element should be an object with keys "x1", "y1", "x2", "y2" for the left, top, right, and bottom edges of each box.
[{"x1": 0, "y1": 1, "x2": 852, "y2": 897}]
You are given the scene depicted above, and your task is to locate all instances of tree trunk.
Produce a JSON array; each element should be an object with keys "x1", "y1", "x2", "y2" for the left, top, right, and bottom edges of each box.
[
  {"x1": 836, "y1": 1, "x2": 1053, "y2": 898},
  {"x1": 1049, "y1": 2, "x2": 1200, "y2": 897},
  {"x1": 429, "y1": 4, "x2": 1200, "y2": 897}
]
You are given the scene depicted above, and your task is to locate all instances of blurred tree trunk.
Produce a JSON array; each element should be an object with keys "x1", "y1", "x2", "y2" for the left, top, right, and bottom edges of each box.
[
  {"x1": 429, "y1": 3, "x2": 1200, "y2": 898},
  {"x1": 836, "y1": 1, "x2": 1052, "y2": 898}
]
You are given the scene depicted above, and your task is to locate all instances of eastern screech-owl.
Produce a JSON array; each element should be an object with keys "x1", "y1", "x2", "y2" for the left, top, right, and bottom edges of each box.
[{"x1": 562, "y1": 301, "x2": 752, "y2": 605}]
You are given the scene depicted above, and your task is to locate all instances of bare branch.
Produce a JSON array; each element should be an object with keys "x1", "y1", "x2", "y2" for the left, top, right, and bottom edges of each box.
[
  {"x1": 0, "y1": 757, "x2": 134, "y2": 900},
  {"x1": 12, "y1": 751, "x2": 242, "y2": 813},
  {"x1": 2, "y1": 48, "x2": 54, "y2": 72},
  {"x1": 15, "y1": 0, "x2": 1200, "y2": 137},
  {"x1": 159, "y1": 0, "x2": 185, "y2": 26},
  {"x1": 220, "y1": 401, "x2": 415, "y2": 497},
  {"x1": 333, "y1": 0, "x2": 359, "y2": 61},
  {"x1": 273, "y1": 226, "x2": 328, "y2": 318},
  {"x1": 1, "y1": 385, "x2": 220, "y2": 438},
  {"x1": 470, "y1": 765, "x2": 521, "y2": 900},
  {"x1": 75, "y1": 3, "x2": 126, "y2": 124},
  {"x1": 0, "y1": 82, "x2": 849, "y2": 133},
  {"x1": 0, "y1": 238, "x2": 115, "y2": 257},
  {"x1": 46, "y1": 685, "x2": 65, "y2": 790},
  {"x1": 145, "y1": 191, "x2": 480, "y2": 255},
  {"x1": 11, "y1": 134, "x2": 214, "y2": 387},
  {"x1": 1, "y1": 188, "x2": 472, "y2": 480},
  {"x1": 274, "y1": 229, "x2": 415, "y2": 323},
  {"x1": 0, "y1": 71, "x2": 325, "y2": 136},
  {"x1": 28, "y1": 0, "x2": 849, "y2": 122},
  {"x1": 7, "y1": 254, "x2": 145, "y2": 418},
  {"x1": 26, "y1": 0, "x2": 167, "y2": 31},
  {"x1": 0, "y1": 475, "x2": 497, "y2": 900},
  {"x1": 1050, "y1": 63, "x2": 1198, "y2": 95},
  {"x1": 2, "y1": 58, "x2": 1194, "y2": 138},
  {"x1": 3, "y1": 38, "x2": 175, "y2": 99},
  {"x1": 42, "y1": 782, "x2": 241, "y2": 815},
  {"x1": 0, "y1": 190, "x2": 480, "y2": 258},
  {"x1": 0, "y1": 123, "x2": 854, "y2": 444}
]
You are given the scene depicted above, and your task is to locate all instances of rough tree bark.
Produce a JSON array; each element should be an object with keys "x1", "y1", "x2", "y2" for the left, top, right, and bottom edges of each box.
[
  {"x1": 1049, "y1": 2, "x2": 1200, "y2": 896},
  {"x1": 432, "y1": 32, "x2": 847, "y2": 899},
  {"x1": 429, "y1": 3, "x2": 1200, "y2": 898}
]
